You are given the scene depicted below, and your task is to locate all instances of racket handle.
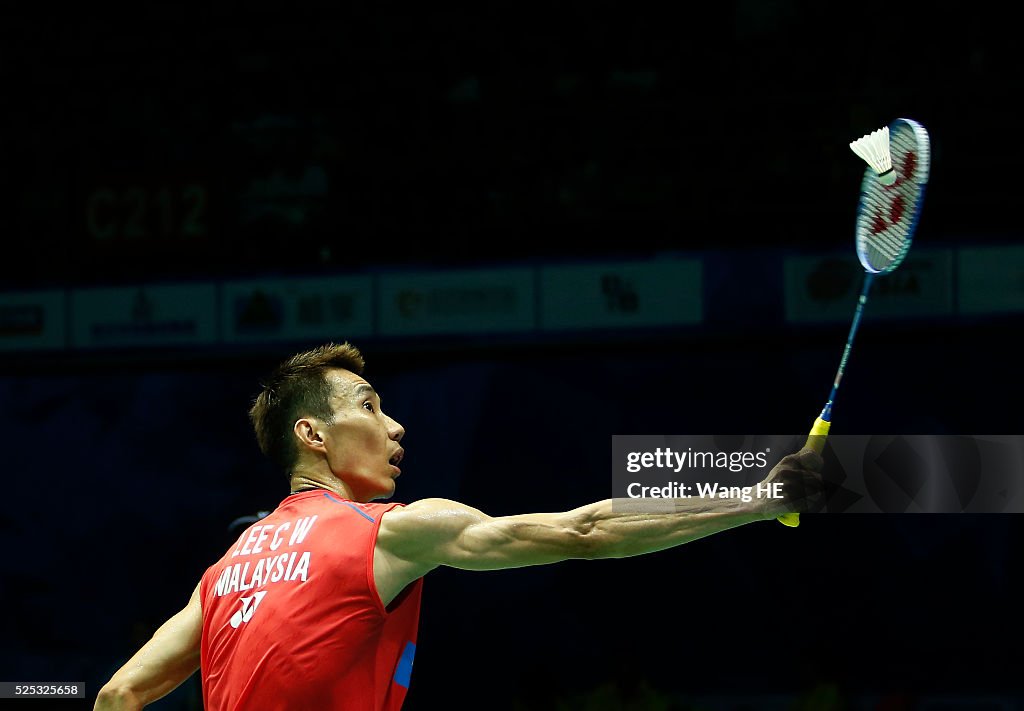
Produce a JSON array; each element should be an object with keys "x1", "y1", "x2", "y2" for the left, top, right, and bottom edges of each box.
[{"x1": 777, "y1": 416, "x2": 831, "y2": 528}]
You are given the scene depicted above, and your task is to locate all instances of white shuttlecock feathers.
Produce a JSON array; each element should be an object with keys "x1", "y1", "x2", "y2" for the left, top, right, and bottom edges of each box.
[{"x1": 850, "y1": 126, "x2": 895, "y2": 185}]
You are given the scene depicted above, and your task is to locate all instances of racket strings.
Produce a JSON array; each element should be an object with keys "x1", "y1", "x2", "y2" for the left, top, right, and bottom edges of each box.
[
  {"x1": 856, "y1": 121, "x2": 929, "y2": 273},
  {"x1": 861, "y1": 182, "x2": 912, "y2": 269}
]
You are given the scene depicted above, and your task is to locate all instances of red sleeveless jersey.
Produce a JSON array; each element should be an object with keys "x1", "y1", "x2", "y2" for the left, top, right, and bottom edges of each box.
[{"x1": 199, "y1": 490, "x2": 423, "y2": 710}]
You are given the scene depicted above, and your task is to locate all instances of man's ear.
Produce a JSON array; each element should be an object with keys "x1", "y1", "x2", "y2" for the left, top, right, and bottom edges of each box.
[{"x1": 293, "y1": 418, "x2": 325, "y2": 452}]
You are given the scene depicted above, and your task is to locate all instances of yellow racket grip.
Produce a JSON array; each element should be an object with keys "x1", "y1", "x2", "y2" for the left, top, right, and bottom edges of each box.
[{"x1": 777, "y1": 416, "x2": 831, "y2": 528}]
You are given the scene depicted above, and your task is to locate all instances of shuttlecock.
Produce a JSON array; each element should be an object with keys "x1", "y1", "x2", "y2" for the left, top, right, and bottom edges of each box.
[{"x1": 850, "y1": 126, "x2": 895, "y2": 185}]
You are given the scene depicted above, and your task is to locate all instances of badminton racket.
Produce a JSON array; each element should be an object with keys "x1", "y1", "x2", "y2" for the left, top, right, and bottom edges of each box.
[{"x1": 778, "y1": 117, "x2": 931, "y2": 527}]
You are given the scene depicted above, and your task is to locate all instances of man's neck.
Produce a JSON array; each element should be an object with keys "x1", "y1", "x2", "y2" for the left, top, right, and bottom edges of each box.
[{"x1": 288, "y1": 470, "x2": 358, "y2": 500}]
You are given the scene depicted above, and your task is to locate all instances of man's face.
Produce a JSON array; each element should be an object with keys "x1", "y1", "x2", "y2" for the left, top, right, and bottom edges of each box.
[{"x1": 321, "y1": 368, "x2": 405, "y2": 502}]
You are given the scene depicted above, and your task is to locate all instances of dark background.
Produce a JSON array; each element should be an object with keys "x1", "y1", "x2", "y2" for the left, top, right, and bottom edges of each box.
[{"x1": 1, "y1": 2, "x2": 1022, "y2": 709}]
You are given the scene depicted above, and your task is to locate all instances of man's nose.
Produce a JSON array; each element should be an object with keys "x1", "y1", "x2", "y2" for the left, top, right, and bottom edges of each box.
[{"x1": 387, "y1": 416, "x2": 405, "y2": 442}]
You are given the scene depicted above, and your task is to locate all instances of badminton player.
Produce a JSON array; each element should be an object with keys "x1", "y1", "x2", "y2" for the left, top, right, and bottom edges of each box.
[{"x1": 93, "y1": 342, "x2": 823, "y2": 710}]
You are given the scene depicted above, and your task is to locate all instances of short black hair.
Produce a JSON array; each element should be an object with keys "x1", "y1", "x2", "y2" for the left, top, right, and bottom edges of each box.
[{"x1": 249, "y1": 342, "x2": 366, "y2": 476}]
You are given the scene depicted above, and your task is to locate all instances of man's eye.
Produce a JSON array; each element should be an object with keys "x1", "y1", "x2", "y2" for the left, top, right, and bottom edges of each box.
[{"x1": 363, "y1": 401, "x2": 375, "y2": 412}]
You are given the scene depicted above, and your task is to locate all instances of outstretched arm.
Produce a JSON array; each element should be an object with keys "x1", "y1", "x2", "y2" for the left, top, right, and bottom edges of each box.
[
  {"x1": 377, "y1": 448, "x2": 822, "y2": 578},
  {"x1": 94, "y1": 582, "x2": 202, "y2": 711}
]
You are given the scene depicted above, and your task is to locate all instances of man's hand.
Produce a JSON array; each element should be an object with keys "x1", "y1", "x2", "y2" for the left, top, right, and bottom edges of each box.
[{"x1": 756, "y1": 447, "x2": 825, "y2": 520}]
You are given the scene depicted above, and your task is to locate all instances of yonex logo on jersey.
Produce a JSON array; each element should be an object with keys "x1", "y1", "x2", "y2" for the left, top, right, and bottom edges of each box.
[{"x1": 230, "y1": 591, "x2": 267, "y2": 628}]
